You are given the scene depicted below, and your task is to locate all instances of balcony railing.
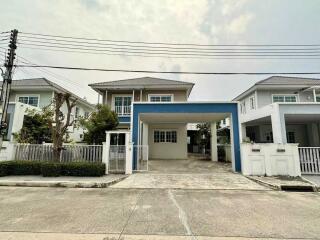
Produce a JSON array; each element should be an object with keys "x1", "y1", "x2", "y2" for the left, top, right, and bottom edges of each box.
[{"x1": 115, "y1": 105, "x2": 131, "y2": 115}]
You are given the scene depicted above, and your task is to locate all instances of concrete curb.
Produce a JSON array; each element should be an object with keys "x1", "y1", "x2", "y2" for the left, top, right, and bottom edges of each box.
[
  {"x1": 0, "y1": 176, "x2": 128, "y2": 188},
  {"x1": 245, "y1": 176, "x2": 280, "y2": 190},
  {"x1": 246, "y1": 176, "x2": 317, "y2": 192}
]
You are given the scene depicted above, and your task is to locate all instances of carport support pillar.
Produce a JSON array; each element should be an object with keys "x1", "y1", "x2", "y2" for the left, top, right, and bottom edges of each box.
[
  {"x1": 271, "y1": 105, "x2": 286, "y2": 144},
  {"x1": 211, "y1": 122, "x2": 218, "y2": 162}
]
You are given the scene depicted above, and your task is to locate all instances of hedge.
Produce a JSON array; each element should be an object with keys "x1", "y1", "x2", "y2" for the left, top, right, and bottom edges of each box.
[{"x1": 0, "y1": 161, "x2": 105, "y2": 177}]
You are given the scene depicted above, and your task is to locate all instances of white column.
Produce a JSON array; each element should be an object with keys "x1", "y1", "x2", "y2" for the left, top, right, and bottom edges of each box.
[
  {"x1": 240, "y1": 123, "x2": 247, "y2": 142},
  {"x1": 103, "y1": 90, "x2": 108, "y2": 105},
  {"x1": 271, "y1": 105, "x2": 286, "y2": 144},
  {"x1": 125, "y1": 132, "x2": 133, "y2": 174},
  {"x1": 210, "y1": 122, "x2": 218, "y2": 162},
  {"x1": 140, "y1": 89, "x2": 142, "y2": 102},
  {"x1": 142, "y1": 122, "x2": 149, "y2": 160},
  {"x1": 313, "y1": 88, "x2": 317, "y2": 102}
]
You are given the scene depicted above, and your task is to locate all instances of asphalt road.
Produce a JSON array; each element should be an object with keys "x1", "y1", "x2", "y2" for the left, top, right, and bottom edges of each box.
[{"x1": 0, "y1": 186, "x2": 319, "y2": 240}]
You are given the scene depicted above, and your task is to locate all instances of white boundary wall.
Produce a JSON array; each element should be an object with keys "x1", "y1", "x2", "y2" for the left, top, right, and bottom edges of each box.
[
  {"x1": 241, "y1": 143, "x2": 301, "y2": 176},
  {"x1": 0, "y1": 141, "x2": 16, "y2": 161}
]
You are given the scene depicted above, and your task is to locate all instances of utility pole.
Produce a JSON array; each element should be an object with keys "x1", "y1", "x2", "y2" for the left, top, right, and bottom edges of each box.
[{"x1": 0, "y1": 29, "x2": 18, "y2": 150}]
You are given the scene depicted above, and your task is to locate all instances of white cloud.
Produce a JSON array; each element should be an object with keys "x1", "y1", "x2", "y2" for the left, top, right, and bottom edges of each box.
[{"x1": 226, "y1": 13, "x2": 254, "y2": 34}]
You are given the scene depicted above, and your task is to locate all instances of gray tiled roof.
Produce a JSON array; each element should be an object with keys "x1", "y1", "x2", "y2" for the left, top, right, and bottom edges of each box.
[
  {"x1": 256, "y1": 76, "x2": 320, "y2": 85},
  {"x1": 8, "y1": 78, "x2": 95, "y2": 108},
  {"x1": 233, "y1": 76, "x2": 320, "y2": 101},
  {"x1": 89, "y1": 77, "x2": 194, "y2": 87}
]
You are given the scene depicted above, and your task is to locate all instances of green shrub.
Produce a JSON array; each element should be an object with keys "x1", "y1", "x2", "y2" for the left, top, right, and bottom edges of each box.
[
  {"x1": 60, "y1": 162, "x2": 105, "y2": 177},
  {"x1": 8, "y1": 160, "x2": 41, "y2": 175},
  {"x1": 41, "y1": 162, "x2": 61, "y2": 177},
  {"x1": 0, "y1": 161, "x2": 11, "y2": 177},
  {"x1": 0, "y1": 160, "x2": 105, "y2": 177}
]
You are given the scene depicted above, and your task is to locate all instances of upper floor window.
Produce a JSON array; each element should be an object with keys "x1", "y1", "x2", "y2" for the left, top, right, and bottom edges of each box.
[
  {"x1": 149, "y1": 94, "x2": 173, "y2": 102},
  {"x1": 18, "y1": 96, "x2": 39, "y2": 107},
  {"x1": 114, "y1": 96, "x2": 132, "y2": 115},
  {"x1": 272, "y1": 95, "x2": 297, "y2": 103},
  {"x1": 84, "y1": 112, "x2": 89, "y2": 118},
  {"x1": 249, "y1": 96, "x2": 255, "y2": 110}
]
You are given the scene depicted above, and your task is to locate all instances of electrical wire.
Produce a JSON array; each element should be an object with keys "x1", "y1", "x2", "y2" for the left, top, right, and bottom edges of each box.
[
  {"x1": 18, "y1": 36, "x2": 320, "y2": 51},
  {"x1": 18, "y1": 46, "x2": 320, "y2": 60},
  {"x1": 20, "y1": 31, "x2": 320, "y2": 47},
  {"x1": 17, "y1": 39, "x2": 320, "y2": 54},
  {"x1": 14, "y1": 64, "x2": 320, "y2": 75}
]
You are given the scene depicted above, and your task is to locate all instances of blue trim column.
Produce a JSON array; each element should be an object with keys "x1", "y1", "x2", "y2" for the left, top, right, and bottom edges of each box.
[{"x1": 132, "y1": 103, "x2": 241, "y2": 172}]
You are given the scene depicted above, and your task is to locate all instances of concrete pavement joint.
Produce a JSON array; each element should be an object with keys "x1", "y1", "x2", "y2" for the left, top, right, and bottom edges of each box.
[
  {"x1": 117, "y1": 190, "x2": 145, "y2": 240},
  {"x1": 168, "y1": 189, "x2": 196, "y2": 240}
]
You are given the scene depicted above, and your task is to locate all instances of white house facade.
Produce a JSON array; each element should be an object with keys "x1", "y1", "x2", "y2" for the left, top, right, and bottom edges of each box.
[
  {"x1": 234, "y1": 76, "x2": 320, "y2": 147},
  {"x1": 89, "y1": 77, "x2": 242, "y2": 172},
  {"x1": 1, "y1": 78, "x2": 95, "y2": 142}
]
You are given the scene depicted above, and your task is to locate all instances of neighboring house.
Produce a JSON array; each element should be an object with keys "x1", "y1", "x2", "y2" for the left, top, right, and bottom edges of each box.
[
  {"x1": 234, "y1": 76, "x2": 320, "y2": 146},
  {"x1": 1, "y1": 78, "x2": 95, "y2": 142},
  {"x1": 89, "y1": 77, "x2": 194, "y2": 160}
]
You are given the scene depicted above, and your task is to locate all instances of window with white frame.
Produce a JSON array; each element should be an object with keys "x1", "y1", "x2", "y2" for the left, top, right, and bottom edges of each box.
[
  {"x1": 154, "y1": 130, "x2": 177, "y2": 143},
  {"x1": 249, "y1": 96, "x2": 255, "y2": 110},
  {"x1": 149, "y1": 95, "x2": 172, "y2": 102},
  {"x1": 18, "y1": 96, "x2": 39, "y2": 107},
  {"x1": 272, "y1": 95, "x2": 297, "y2": 103},
  {"x1": 114, "y1": 96, "x2": 132, "y2": 115}
]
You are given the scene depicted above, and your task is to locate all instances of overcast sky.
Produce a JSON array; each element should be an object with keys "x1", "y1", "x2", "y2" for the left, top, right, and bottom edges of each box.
[{"x1": 1, "y1": 0, "x2": 320, "y2": 103}]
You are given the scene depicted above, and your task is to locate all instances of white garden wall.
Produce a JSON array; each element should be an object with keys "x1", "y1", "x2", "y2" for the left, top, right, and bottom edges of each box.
[{"x1": 241, "y1": 143, "x2": 301, "y2": 176}]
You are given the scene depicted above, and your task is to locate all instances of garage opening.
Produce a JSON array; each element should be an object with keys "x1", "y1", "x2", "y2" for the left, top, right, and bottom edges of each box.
[{"x1": 132, "y1": 102, "x2": 241, "y2": 173}]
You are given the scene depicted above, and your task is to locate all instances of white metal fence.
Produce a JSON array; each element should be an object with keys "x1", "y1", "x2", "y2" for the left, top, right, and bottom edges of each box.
[
  {"x1": 109, "y1": 145, "x2": 126, "y2": 173},
  {"x1": 298, "y1": 147, "x2": 320, "y2": 174},
  {"x1": 14, "y1": 144, "x2": 103, "y2": 163}
]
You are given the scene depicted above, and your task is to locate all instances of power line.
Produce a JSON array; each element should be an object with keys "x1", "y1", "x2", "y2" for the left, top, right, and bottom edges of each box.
[
  {"x1": 18, "y1": 39, "x2": 320, "y2": 54},
  {"x1": 17, "y1": 43, "x2": 320, "y2": 57},
  {"x1": 20, "y1": 31, "x2": 320, "y2": 47},
  {"x1": 14, "y1": 64, "x2": 320, "y2": 75},
  {"x1": 18, "y1": 35, "x2": 320, "y2": 51}
]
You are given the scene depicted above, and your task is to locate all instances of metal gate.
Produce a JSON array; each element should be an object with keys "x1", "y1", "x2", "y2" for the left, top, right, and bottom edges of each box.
[
  {"x1": 299, "y1": 147, "x2": 320, "y2": 174},
  {"x1": 109, "y1": 145, "x2": 126, "y2": 173},
  {"x1": 135, "y1": 145, "x2": 149, "y2": 171}
]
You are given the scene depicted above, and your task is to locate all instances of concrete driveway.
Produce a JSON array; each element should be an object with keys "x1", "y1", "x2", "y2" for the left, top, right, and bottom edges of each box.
[{"x1": 112, "y1": 158, "x2": 268, "y2": 190}]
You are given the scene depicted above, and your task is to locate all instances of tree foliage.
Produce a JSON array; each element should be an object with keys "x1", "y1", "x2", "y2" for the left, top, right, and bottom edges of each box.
[
  {"x1": 80, "y1": 104, "x2": 118, "y2": 144},
  {"x1": 13, "y1": 107, "x2": 53, "y2": 144}
]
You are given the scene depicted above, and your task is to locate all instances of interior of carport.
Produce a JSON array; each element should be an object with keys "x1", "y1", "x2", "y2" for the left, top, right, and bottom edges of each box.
[{"x1": 131, "y1": 102, "x2": 241, "y2": 172}]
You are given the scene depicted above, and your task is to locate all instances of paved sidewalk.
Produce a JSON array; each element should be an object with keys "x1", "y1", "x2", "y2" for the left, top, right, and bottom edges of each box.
[
  {"x1": 303, "y1": 175, "x2": 320, "y2": 190},
  {"x1": 0, "y1": 175, "x2": 126, "y2": 188}
]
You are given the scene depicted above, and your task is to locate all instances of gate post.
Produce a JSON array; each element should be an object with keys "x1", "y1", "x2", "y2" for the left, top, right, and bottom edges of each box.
[
  {"x1": 102, "y1": 132, "x2": 111, "y2": 175},
  {"x1": 125, "y1": 132, "x2": 132, "y2": 174}
]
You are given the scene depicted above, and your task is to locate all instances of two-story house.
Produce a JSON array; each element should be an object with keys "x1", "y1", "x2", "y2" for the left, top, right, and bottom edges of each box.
[
  {"x1": 2, "y1": 78, "x2": 95, "y2": 142},
  {"x1": 234, "y1": 76, "x2": 320, "y2": 147},
  {"x1": 89, "y1": 77, "x2": 195, "y2": 160}
]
